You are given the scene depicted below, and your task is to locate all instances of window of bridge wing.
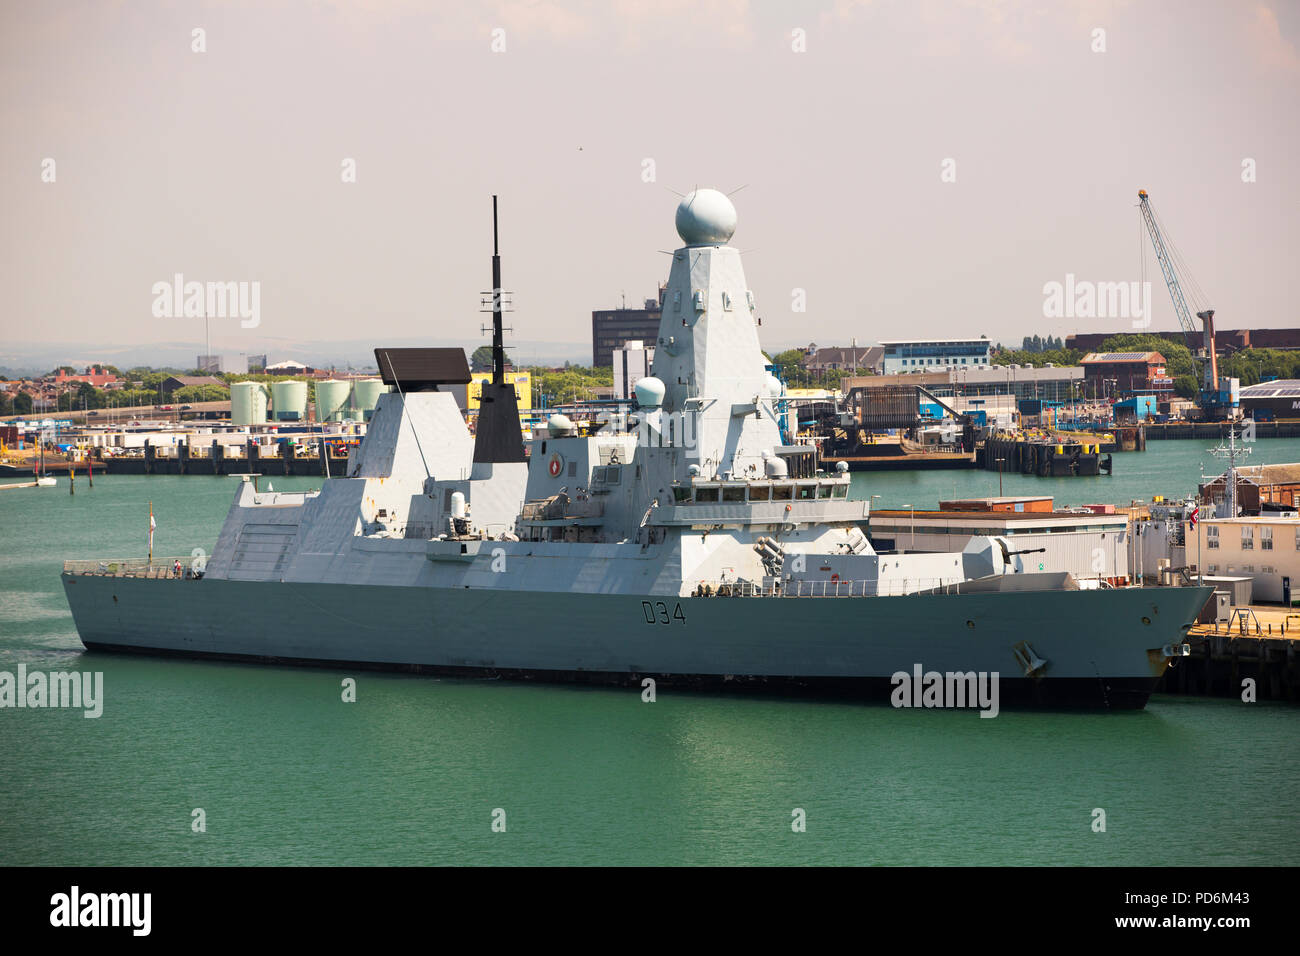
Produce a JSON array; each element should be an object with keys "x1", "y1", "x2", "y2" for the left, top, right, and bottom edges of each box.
[
  {"x1": 672, "y1": 484, "x2": 691, "y2": 504},
  {"x1": 694, "y1": 486, "x2": 720, "y2": 503},
  {"x1": 796, "y1": 482, "x2": 817, "y2": 501},
  {"x1": 833, "y1": 484, "x2": 848, "y2": 498},
  {"x1": 722, "y1": 485, "x2": 745, "y2": 503},
  {"x1": 749, "y1": 483, "x2": 771, "y2": 502},
  {"x1": 817, "y1": 483, "x2": 833, "y2": 499},
  {"x1": 772, "y1": 484, "x2": 794, "y2": 501}
]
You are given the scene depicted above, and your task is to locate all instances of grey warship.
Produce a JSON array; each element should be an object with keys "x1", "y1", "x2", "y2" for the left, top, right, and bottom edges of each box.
[{"x1": 61, "y1": 189, "x2": 1211, "y2": 708}]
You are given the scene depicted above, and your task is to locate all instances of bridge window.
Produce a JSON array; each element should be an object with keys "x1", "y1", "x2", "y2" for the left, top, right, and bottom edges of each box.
[
  {"x1": 722, "y1": 485, "x2": 745, "y2": 502},
  {"x1": 772, "y1": 484, "x2": 793, "y2": 501},
  {"x1": 750, "y1": 484, "x2": 771, "y2": 502},
  {"x1": 833, "y1": 484, "x2": 848, "y2": 498},
  {"x1": 672, "y1": 485, "x2": 691, "y2": 503},
  {"x1": 695, "y1": 487, "x2": 719, "y2": 503}
]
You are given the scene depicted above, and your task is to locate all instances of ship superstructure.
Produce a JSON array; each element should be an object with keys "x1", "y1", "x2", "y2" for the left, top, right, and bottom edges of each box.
[{"x1": 62, "y1": 190, "x2": 1210, "y2": 708}]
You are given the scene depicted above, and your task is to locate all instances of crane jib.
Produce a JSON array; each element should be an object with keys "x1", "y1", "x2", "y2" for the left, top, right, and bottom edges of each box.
[{"x1": 1137, "y1": 190, "x2": 1224, "y2": 416}]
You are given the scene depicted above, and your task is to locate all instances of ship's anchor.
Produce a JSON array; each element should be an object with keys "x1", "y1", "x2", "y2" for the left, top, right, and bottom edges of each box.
[{"x1": 1012, "y1": 641, "x2": 1049, "y2": 678}]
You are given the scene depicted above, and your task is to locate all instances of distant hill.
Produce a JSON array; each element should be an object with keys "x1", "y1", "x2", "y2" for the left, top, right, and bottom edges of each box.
[{"x1": 0, "y1": 338, "x2": 592, "y2": 376}]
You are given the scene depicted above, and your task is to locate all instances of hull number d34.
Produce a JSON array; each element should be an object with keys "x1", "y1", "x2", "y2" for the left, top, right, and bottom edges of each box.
[{"x1": 642, "y1": 601, "x2": 686, "y2": 625}]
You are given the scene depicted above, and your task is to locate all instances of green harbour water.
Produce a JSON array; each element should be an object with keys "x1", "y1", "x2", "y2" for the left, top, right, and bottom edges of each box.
[
  {"x1": 847, "y1": 435, "x2": 1300, "y2": 508},
  {"x1": 1, "y1": 440, "x2": 1298, "y2": 866}
]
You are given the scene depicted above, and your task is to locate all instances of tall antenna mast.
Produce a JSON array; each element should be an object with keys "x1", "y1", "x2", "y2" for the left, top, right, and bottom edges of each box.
[
  {"x1": 491, "y1": 195, "x2": 505, "y2": 386},
  {"x1": 1208, "y1": 422, "x2": 1251, "y2": 517},
  {"x1": 473, "y1": 195, "x2": 526, "y2": 464}
]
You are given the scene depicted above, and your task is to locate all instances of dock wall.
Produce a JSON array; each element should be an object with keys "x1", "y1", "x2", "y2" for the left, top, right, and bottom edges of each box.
[{"x1": 1159, "y1": 631, "x2": 1300, "y2": 701}]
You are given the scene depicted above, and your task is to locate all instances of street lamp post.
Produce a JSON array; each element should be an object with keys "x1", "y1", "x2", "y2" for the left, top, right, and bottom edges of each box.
[{"x1": 995, "y1": 456, "x2": 1005, "y2": 497}]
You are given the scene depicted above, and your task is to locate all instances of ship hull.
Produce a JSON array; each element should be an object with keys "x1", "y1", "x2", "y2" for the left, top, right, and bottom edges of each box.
[{"x1": 61, "y1": 574, "x2": 1210, "y2": 710}]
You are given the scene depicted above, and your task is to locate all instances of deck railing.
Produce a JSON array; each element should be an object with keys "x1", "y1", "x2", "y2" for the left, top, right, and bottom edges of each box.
[
  {"x1": 690, "y1": 578, "x2": 961, "y2": 598},
  {"x1": 63, "y1": 557, "x2": 202, "y2": 579}
]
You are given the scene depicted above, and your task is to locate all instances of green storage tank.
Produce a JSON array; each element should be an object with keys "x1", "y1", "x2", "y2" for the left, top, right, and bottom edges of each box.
[
  {"x1": 231, "y1": 381, "x2": 269, "y2": 426},
  {"x1": 352, "y1": 379, "x2": 387, "y2": 422},
  {"x1": 271, "y1": 380, "x2": 308, "y2": 422},
  {"x1": 315, "y1": 379, "x2": 352, "y2": 422}
]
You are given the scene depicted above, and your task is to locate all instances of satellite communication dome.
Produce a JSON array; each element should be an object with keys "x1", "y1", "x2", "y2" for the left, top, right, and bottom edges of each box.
[
  {"x1": 764, "y1": 375, "x2": 783, "y2": 399},
  {"x1": 633, "y1": 376, "x2": 666, "y2": 408},
  {"x1": 547, "y1": 413, "x2": 576, "y2": 437},
  {"x1": 675, "y1": 188, "x2": 737, "y2": 245}
]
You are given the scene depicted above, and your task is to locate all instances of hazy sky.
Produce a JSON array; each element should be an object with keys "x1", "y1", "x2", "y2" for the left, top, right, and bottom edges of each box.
[{"x1": 2, "y1": 0, "x2": 1297, "y2": 365}]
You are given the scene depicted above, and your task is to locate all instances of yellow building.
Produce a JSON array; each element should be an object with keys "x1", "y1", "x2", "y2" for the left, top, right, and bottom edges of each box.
[{"x1": 468, "y1": 370, "x2": 531, "y2": 412}]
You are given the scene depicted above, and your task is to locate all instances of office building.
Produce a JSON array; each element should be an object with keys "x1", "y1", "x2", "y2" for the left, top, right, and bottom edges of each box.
[
  {"x1": 880, "y1": 338, "x2": 991, "y2": 374},
  {"x1": 613, "y1": 341, "x2": 654, "y2": 400},
  {"x1": 591, "y1": 286, "x2": 665, "y2": 367}
]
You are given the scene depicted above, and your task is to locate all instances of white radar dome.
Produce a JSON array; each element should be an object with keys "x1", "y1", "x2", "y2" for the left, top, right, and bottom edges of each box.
[
  {"x1": 675, "y1": 188, "x2": 737, "y2": 245},
  {"x1": 547, "y1": 413, "x2": 576, "y2": 437},
  {"x1": 764, "y1": 375, "x2": 783, "y2": 399},
  {"x1": 633, "y1": 376, "x2": 666, "y2": 408}
]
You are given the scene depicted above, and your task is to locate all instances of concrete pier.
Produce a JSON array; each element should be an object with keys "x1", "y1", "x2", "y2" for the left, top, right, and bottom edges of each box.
[{"x1": 1160, "y1": 617, "x2": 1300, "y2": 700}]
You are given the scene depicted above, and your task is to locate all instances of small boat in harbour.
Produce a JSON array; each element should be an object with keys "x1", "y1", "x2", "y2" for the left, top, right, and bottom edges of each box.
[{"x1": 0, "y1": 476, "x2": 57, "y2": 490}]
